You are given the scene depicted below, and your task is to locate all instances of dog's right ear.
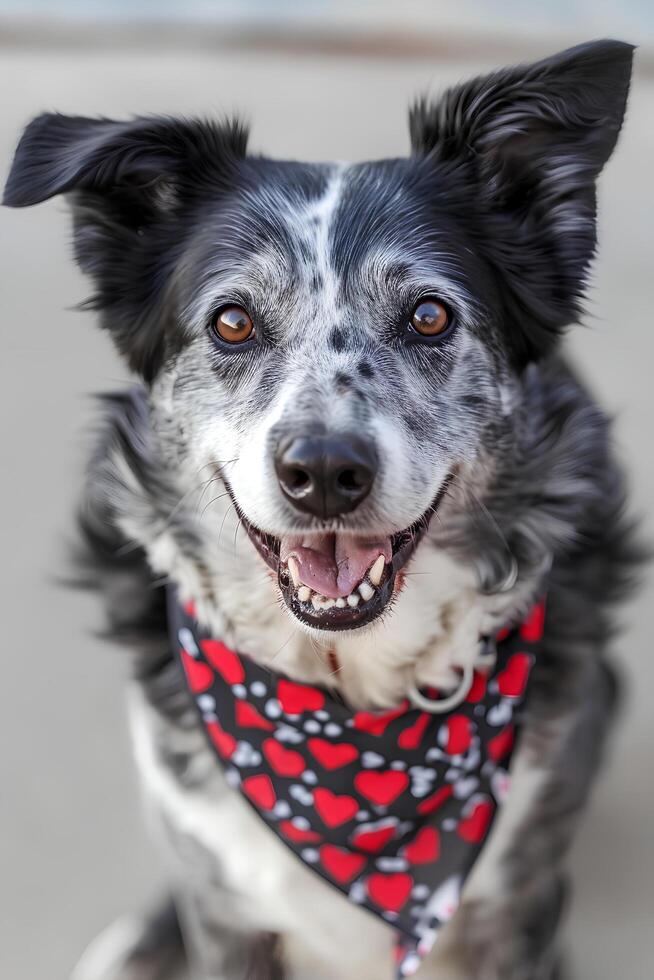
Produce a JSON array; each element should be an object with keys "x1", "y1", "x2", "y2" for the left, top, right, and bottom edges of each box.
[{"x1": 3, "y1": 113, "x2": 248, "y2": 379}]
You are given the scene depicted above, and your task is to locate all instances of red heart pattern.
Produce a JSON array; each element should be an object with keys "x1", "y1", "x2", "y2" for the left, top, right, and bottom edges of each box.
[
  {"x1": 441, "y1": 714, "x2": 473, "y2": 755},
  {"x1": 367, "y1": 872, "x2": 414, "y2": 913},
  {"x1": 206, "y1": 720, "x2": 236, "y2": 759},
  {"x1": 519, "y1": 600, "x2": 545, "y2": 642},
  {"x1": 201, "y1": 638, "x2": 244, "y2": 685},
  {"x1": 278, "y1": 680, "x2": 326, "y2": 714},
  {"x1": 397, "y1": 712, "x2": 431, "y2": 750},
  {"x1": 308, "y1": 738, "x2": 359, "y2": 770},
  {"x1": 314, "y1": 788, "x2": 359, "y2": 828},
  {"x1": 488, "y1": 724, "x2": 515, "y2": 762},
  {"x1": 172, "y1": 593, "x2": 541, "y2": 977},
  {"x1": 355, "y1": 770, "x2": 409, "y2": 806},
  {"x1": 353, "y1": 702, "x2": 409, "y2": 736},
  {"x1": 350, "y1": 819, "x2": 398, "y2": 854},
  {"x1": 235, "y1": 700, "x2": 275, "y2": 732},
  {"x1": 181, "y1": 651, "x2": 214, "y2": 694},
  {"x1": 403, "y1": 827, "x2": 440, "y2": 865},
  {"x1": 279, "y1": 820, "x2": 323, "y2": 844},
  {"x1": 263, "y1": 738, "x2": 306, "y2": 778},
  {"x1": 418, "y1": 784, "x2": 454, "y2": 817},
  {"x1": 457, "y1": 798, "x2": 494, "y2": 844},
  {"x1": 242, "y1": 774, "x2": 276, "y2": 811},
  {"x1": 497, "y1": 653, "x2": 532, "y2": 698},
  {"x1": 320, "y1": 845, "x2": 366, "y2": 884},
  {"x1": 466, "y1": 670, "x2": 487, "y2": 704}
]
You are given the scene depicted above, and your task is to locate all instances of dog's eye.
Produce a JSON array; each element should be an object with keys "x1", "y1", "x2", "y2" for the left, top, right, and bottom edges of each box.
[
  {"x1": 213, "y1": 305, "x2": 254, "y2": 344},
  {"x1": 410, "y1": 298, "x2": 450, "y2": 337}
]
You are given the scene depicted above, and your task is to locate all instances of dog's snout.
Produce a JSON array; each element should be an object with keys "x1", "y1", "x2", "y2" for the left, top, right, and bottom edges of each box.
[{"x1": 275, "y1": 435, "x2": 377, "y2": 519}]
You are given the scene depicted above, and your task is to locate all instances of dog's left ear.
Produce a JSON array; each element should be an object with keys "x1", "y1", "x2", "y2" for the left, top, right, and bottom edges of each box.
[{"x1": 410, "y1": 39, "x2": 634, "y2": 363}]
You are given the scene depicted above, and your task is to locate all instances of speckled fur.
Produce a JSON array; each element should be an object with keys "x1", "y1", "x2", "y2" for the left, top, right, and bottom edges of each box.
[{"x1": 4, "y1": 39, "x2": 639, "y2": 980}]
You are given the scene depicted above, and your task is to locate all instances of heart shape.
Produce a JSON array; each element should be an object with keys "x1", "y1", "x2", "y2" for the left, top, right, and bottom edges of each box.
[
  {"x1": 242, "y1": 774, "x2": 276, "y2": 811},
  {"x1": 353, "y1": 703, "x2": 408, "y2": 736},
  {"x1": 487, "y1": 724, "x2": 515, "y2": 762},
  {"x1": 403, "y1": 826, "x2": 440, "y2": 865},
  {"x1": 417, "y1": 784, "x2": 454, "y2": 816},
  {"x1": 457, "y1": 798, "x2": 494, "y2": 844},
  {"x1": 308, "y1": 738, "x2": 358, "y2": 771},
  {"x1": 277, "y1": 680, "x2": 325, "y2": 715},
  {"x1": 441, "y1": 715, "x2": 473, "y2": 756},
  {"x1": 367, "y1": 872, "x2": 413, "y2": 913},
  {"x1": 235, "y1": 701, "x2": 275, "y2": 732},
  {"x1": 354, "y1": 770, "x2": 409, "y2": 806},
  {"x1": 320, "y1": 845, "x2": 366, "y2": 884},
  {"x1": 519, "y1": 601, "x2": 545, "y2": 642},
  {"x1": 398, "y1": 712, "x2": 431, "y2": 750},
  {"x1": 350, "y1": 820, "x2": 397, "y2": 854},
  {"x1": 263, "y1": 738, "x2": 306, "y2": 778},
  {"x1": 181, "y1": 652, "x2": 213, "y2": 694},
  {"x1": 279, "y1": 820, "x2": 323, "y2": 844},
  {"x1": 465, "y1": 670, "x2": 487, "y2": 704},
  {"x1": 200, "y1": 639, "x2": 245, "y2": 685},
  {"x1": 497, "y1": 653, "x2": 532, "y2": 698},
  {"x1": 206, "y1": 720, "x2": 236, "y2": 759},
  {"x1": 313, "y1": 788, "x2": 359, "y2": 828}
]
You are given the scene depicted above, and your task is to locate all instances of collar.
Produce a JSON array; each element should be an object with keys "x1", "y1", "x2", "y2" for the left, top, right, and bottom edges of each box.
[{"x1": 169, "y1": 592, "x2": 544, "y2": 978}]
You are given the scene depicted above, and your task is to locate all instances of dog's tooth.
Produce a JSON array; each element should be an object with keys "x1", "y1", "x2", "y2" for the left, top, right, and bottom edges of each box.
[
  {"x1": 335, "y1": 598, "x2": 346, "y2": 608},
  {"x1": 297, "y1": 585, "x2": 311, "y2": 603},
  {"x1": 347, "y1": 593, "x2": 360, "y2": 608},
  {"x1": 311, "y1": 594, "x2": 335, "y2": 611},
  {"x1": 369, "y1": 555, "x2": 385, "y2": 586},
  {"x1": 288, "y1": 556, "x2": 301, "y2": 588},
  {"x1": 359, "y1": 581, "x2": 375, "y2": 602}
]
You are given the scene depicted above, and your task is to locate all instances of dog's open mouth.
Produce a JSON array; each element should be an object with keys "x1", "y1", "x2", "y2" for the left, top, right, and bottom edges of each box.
[{"x1": 230, "y1": 481, "x2": 450, "y2": 632}]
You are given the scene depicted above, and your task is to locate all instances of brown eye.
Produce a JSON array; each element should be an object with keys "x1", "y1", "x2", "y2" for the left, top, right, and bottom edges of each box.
[
  {"x1": 213, "y1": 305, "x2": 254, "y2": 344},
  {"x1": 410, "y1": 298, "x2": 451, "y2": 337}
]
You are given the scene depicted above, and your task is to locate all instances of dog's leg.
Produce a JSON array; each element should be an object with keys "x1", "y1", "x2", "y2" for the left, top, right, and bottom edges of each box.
[
  {"x1": 70, "y1": 894, "x2": 185, "y2": 980},
  {"x1": 423, "y1": 642, "x2": 618, "y2": 980},
  {"x1": 171, "y1": 882, "x2": 283, "y2": 980}
]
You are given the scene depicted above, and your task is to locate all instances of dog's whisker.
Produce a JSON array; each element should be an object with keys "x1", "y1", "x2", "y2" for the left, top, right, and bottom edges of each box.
[
  {"x1": 268, "y1": 628, "x2": 297, "y2": 665},
  {"x1": 199, "y1": 489, "x2": 232, "y2": 522}
]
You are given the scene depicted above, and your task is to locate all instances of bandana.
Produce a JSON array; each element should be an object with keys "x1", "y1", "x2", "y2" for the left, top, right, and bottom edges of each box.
[{"x1": 169, "y1": 593, "x2": 543, "y2": 977}]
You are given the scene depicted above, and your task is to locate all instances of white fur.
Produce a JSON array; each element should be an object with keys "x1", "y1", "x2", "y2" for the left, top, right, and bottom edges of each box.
[{"x1": 71, "y1": 916, "x2": 150, "y2": 980}]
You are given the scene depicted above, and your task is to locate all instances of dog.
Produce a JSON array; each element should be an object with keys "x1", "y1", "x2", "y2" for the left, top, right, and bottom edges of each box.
[{"x1": 3, "y1": 38, "x2": 638, "y2": 980}]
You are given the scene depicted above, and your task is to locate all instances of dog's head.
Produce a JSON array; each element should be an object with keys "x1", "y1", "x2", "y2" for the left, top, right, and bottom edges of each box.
[{"x1": 4, "y1": 41, "x2": 633, "y2": 639}]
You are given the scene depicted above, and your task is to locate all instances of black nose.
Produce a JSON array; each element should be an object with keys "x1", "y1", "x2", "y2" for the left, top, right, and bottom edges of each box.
[{"x1": 275, "y1": 435, "x2": 377, "y2": 519}]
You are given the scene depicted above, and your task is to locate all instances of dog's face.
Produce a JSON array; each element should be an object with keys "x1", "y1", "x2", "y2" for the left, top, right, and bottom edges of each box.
[
  {"x1": 166, "y1": 155, "x2": 509, "y2": 632},
  {"x1": 4, "y1": 41, "x2": 632, "y2": 638}
]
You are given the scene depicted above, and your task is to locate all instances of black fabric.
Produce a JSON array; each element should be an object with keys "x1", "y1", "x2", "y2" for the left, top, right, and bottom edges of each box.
[{"x1": 169, "y1": 592, "x2": 543, "y2": 977}]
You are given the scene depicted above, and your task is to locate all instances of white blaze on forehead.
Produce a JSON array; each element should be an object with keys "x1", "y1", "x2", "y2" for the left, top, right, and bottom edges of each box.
[{"x1": 286, "y1": 163, "x2": 348, "y2": 331}]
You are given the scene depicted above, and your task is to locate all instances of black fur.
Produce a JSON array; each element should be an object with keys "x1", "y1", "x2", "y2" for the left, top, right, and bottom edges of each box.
[{"x1": 410, "y1": 40, "x2": 634, "y2": 364}]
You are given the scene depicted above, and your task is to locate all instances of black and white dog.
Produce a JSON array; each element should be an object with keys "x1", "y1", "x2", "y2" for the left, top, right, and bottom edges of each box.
[{"x1": 4, "y1": 39, "x2": 639, "y2": 980}]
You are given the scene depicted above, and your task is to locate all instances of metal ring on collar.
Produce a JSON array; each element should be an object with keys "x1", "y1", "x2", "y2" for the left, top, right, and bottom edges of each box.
[{"x1": 409, "y1": 662, "x2": 474, "y2": 714}]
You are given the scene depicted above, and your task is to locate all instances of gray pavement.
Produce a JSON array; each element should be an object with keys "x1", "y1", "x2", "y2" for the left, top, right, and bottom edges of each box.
[{"x1": 1, "y1": 38, "x2": 652, "y2": 980}]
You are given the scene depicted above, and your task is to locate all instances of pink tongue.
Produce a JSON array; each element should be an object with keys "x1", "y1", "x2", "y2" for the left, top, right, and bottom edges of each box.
[{"x1": 280, "y1": 533, "x2": 392, "y2": 599}]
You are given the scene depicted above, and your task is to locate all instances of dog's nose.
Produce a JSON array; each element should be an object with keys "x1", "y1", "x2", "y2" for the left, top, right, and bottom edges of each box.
[{"x1": 275, "y1": 435, "x2": 377, "y2": 519}]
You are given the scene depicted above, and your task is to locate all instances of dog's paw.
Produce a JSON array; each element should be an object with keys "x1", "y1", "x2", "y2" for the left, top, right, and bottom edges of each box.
[{"x1": 70, "y1": 915, "x2": 186, "y2": 980}]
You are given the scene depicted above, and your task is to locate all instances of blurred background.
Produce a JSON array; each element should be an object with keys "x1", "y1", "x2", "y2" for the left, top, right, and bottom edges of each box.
[{"x1": 1, "y1": 2, "x2": 653, "y2": 978}]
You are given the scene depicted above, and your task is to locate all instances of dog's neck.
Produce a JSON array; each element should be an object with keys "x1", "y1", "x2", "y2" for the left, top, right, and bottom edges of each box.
[{"x1": 117, "y1": 468, "x2": 537, "y2": 710}]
